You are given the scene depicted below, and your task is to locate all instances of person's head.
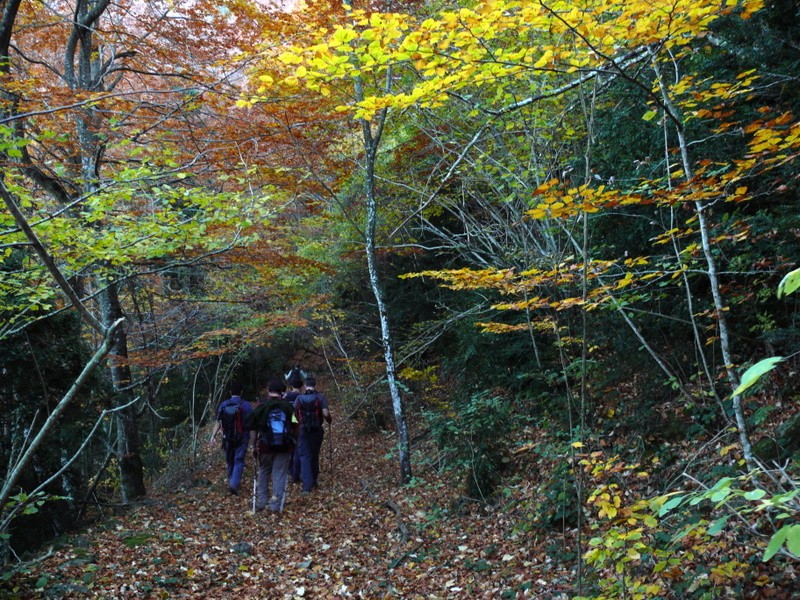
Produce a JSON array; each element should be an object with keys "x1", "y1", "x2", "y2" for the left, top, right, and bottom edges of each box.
[
  {"x1": 230, "y1": 381, "x2": 243, "y2": 396},
  {"x1": 267, "y1": 378, "x2": 285, "y2": 395},
  {"x1": 304, "y1": 376, "x2": 316, "y2": 389},
  {"x1": 286, "y1": 365, "x2": 303, "y2": 387}
]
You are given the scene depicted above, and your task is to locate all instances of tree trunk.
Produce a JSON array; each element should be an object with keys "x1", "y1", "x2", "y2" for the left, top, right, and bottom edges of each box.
[
  {"x1": 355, "y1": 75, "x2": 412, "y2": 484},
  {"x1": 98, "y1": 284, "x2": 146, "y2": 501},
  {"x1": 364, "y1": 178, "x2": 412, "y2": 483},
  {"x1": 650, "y1": 53, "x2": 754, "y2": 467},
  {"x1": 69, "y1": 0, "x2": 147, "y2": 500}
]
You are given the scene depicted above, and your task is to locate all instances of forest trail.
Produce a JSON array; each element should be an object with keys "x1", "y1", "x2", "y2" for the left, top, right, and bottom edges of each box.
[{"x1": 6, "y1": 401, "x2": 575, "y2": 599}]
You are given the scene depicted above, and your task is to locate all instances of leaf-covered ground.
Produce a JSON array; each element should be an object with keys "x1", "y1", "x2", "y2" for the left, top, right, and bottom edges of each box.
[{"x1": 3, "y1": 408, "x2": 575, "y2": 599}]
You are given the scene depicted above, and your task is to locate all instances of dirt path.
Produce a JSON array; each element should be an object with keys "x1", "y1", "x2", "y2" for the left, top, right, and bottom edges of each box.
[{"x1": 4, "y1": 407, "x2": 575, "y2": 599}]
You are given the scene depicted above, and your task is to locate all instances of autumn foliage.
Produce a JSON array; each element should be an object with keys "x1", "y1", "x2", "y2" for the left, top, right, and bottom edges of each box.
[{"x1": 2, "y1": 0, "x2": 799, "y2": 597}]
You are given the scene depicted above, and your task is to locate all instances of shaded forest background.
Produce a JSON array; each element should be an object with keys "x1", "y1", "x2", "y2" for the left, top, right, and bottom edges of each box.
[{"x1": 1, "y1": 0, "x2": 799, "y2": 597}]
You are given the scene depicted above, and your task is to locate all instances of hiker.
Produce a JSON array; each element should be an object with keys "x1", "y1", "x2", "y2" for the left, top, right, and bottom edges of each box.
[
  {"x1": 284, "y1": 375, "x2": 304, "y2": 484},
  {"x1": 293, "y1": 376, "x2": 331, "y2": 494},
  {"x1": 209, "y1": 381, "x2": 253, "y2": 495},
  {"x1": 285, "y1": 365, "x2": 306, "y2": 389},
  {"x1": 248, "y1": 378, "x2": 295, "y2": 513}
]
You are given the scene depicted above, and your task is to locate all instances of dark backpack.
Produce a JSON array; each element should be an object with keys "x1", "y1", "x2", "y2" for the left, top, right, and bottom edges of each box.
[
  {"x1": 220, "y1": 400, "x2": 244, "y2": 447},
  {"x1": 258, "y1": 406, "x2": 290, "y2": 453},
  {"x1": 298, "y1": 393, "x2": 322, "y2": 434}
]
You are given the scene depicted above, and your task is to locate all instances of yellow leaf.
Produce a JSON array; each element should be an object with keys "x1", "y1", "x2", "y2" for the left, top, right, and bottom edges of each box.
[
  {"x1": 719, "y1": 443, "x2": 738, "y2": 456},
  {"x1": 278, "y1": 51, "x2": 302, "y2": 65},
  {"x1": 533, "y1": 50, "x2": 553, "y2": 69},
  {"x1": 616, "y1": 272, "x2": 635, "y2": 289},
  {"x1": 642, "y1": 110, "x2": 658, "y2": 121}
]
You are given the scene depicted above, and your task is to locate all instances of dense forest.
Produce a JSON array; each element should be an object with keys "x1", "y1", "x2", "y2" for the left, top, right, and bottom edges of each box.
[{"x1": 1, "y1": 0, "x2": 799, "y2": 597}]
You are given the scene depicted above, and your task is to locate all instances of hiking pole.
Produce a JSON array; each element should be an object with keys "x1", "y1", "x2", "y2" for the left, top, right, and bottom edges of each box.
[
  {"x1": 252, "y1": 446, "x2": 258, "y2": 514},
  {"x1": 327, "y1": 421, "x2": 333, "y2": 474}
]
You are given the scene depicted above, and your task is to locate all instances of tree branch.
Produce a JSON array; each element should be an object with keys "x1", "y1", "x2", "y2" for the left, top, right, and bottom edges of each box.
[
  {"x1": 0, "y1": 317, "x2": 124, "y2": 520},
  {"x1": 0, "y1": 179, "x2": 105, "y2": 333}
]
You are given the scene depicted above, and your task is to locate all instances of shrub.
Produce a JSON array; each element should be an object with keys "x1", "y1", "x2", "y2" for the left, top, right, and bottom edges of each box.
[{"x1": 426, "y1": 392, "x2": 517, "y2": 500}]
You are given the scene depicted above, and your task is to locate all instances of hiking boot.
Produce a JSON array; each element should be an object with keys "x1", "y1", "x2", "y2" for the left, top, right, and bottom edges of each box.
[{"x1": 228, "y1": 487, "x2": 239, "y2": 496}]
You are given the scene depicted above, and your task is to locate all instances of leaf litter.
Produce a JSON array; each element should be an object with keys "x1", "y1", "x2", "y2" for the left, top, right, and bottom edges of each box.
[{"x1": 4, "y1": 407, "x2": 577, "y2": 599}]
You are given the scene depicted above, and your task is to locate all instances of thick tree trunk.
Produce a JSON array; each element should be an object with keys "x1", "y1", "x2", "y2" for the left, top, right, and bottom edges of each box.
[
  {"x1": 69, "y1": 0, "x2": 147, "y2": 501},
  {"x1": 98, "y1": 284, "x2": 146, "y2": 501}
]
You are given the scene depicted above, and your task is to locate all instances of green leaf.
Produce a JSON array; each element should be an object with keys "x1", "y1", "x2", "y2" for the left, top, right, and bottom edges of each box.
[
  {"x1": 642, "y1": 110, "x2": 658, "y2": 121},
  {"x1": 777, "y1": 268, "x2": 800, "y2": 298},
  {"x1": 707, "y1": 515, "x2": 729, "y2": 535},
  {"x1": 785, "y1": 525, "x2": 800, "y2": 557},
  {"x1": 710, "y1": 489, "x2": 732, "y2": 503},
  {"x1": 708, "y1": 477, "x2": 734, "y2": 491},
  {"x1": 658, "y1": 494, "x2": 686, "y2": 516},
  {"x1": 672, "y1": 523, "x2": 698, "y2": 543},
  {"x1": 763, "y1": 527, "x2": 788, "y2": 561},
  {"x1": 732, "y1": 356, "x2": 783, "y2": 397},
  {"x1": 743, "y1": 489, "x2": 767, "y2": 501}
]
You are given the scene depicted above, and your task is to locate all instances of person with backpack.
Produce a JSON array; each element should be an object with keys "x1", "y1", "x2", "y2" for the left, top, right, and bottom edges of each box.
[
  {"x1": 247, "y1": 378, "x2": 295, "y2": 513},
  {"x1": 293, "y1": 377, "x2": 331, "y2": 495},
  {"x1": 283, "y1": 376, "x2": 304, "y2": 485},
  {"x1": 209, "y1": 381, "x2": 253, "y2": 495}
]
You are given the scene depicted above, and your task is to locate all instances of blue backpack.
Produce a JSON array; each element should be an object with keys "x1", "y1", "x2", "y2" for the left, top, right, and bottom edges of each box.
[{"x1": 258, "y1": 406, "x2": 290, "y2": 452}]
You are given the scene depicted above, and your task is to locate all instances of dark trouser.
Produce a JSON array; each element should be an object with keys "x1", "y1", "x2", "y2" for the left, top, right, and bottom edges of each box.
[
  {"x1": 224, "y1": 438, "x2": 249, "y2": 492},
  {"x1": 297, "y1": 428, "x2": 324, "y2": 492},
  {"x1": 256, "y1": 451, "x2": 291, "y2": 512},
  {"x1": 290, "y1": 445, "x2": 301, "y2": 483}
]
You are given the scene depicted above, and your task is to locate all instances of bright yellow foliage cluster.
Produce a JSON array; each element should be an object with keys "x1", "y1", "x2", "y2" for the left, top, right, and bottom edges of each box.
[
  {"x1": 527, "y1": 179, "x2": 645, "y2": 220},
  {"x1": 241, "y1": 0, "x2": 764, "y2": 120}
]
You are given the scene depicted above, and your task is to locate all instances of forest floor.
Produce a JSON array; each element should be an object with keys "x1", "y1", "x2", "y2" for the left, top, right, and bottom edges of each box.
[{"x1": 3, "y1": 405, "x2": 577, "y2": 599}]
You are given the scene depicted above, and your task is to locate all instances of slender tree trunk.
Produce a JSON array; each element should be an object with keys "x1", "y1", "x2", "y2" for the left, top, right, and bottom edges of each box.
[
  {"x1": 650, "y1": 53, "x2": 754, "y2": 466},
  {"x1": 354, "y1": 74, "x2": 411, "y2": 484},
  {"x1": 660, "y1": 111, "x2": 722, "y2": 403}
]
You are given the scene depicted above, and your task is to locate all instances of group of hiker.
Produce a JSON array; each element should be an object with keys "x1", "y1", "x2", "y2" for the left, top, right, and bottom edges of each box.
[{"x1": 208, "y1": 367, "x2": 332, "y2": 513}]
